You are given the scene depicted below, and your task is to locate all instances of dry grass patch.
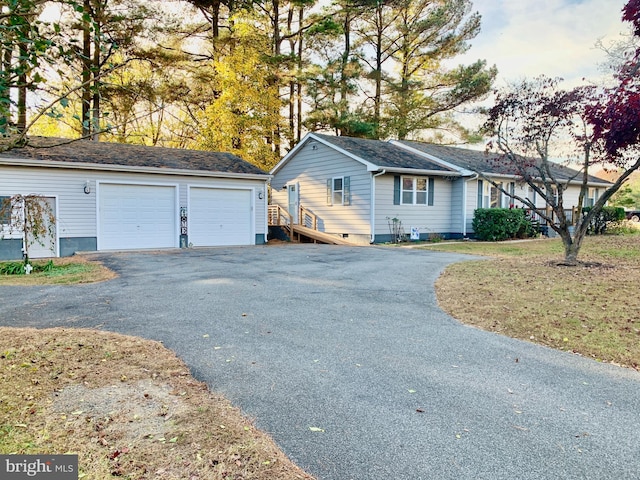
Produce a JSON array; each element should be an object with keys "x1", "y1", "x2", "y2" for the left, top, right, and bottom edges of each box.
[
  {"x1": 425, "y1": 235, "x2": 640, "y2": 369},
  {"x1": 0, "y1": 256, "x2": 116, "y2": 285},
  {"x1": 0, "y1": 328, "x2": 314, "y2": 480}
]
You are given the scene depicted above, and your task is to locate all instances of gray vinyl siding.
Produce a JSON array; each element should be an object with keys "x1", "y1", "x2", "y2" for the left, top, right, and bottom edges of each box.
[
  {"x1": 450, "y1": 178, "x2": 464, "y2": 235},
  {"x1": 271, "y1": 141, "x2": 371, "y2": 235},
  {"x1": 1, "y1": 165, "x2": 268, "y2": 249},
  {"x1": 466, "y1": 179, "x2": 479, "y2": 234},
  {"x1": 374, "y1": 174, "x2": 453, "y2": 237}
]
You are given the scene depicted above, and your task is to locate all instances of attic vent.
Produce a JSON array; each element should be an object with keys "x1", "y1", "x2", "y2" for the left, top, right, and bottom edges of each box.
[{"x1": 310, "y1": 142, "x2": 318, "y2": 150}]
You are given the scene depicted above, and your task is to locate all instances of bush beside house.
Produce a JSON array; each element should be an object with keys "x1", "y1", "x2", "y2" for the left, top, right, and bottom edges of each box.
[{"x1": 472, "y1": 208, "x2": 537, "y2": 241}]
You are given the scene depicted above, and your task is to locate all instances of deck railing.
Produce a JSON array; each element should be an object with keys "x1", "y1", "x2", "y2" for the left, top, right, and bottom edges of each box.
[
  {"x1": 268, "y1": 204, "x2": 318, "y2": 230},
  {"x1": 524, "y1": 207, "x2": 580, "y2": 226},
  {"x1": 268, "y1": 204, "x2": 293, "y2": 229}
]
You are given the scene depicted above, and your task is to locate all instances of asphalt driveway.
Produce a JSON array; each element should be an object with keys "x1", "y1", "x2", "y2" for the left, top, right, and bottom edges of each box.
[{"x1": 1, "y1": 244, "x2": 639, "y2": 480}]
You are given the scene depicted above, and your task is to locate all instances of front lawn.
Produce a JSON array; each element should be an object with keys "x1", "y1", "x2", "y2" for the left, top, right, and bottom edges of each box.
[{"x1": 422, "y1": 235, "x2": 640, "y2": 369}]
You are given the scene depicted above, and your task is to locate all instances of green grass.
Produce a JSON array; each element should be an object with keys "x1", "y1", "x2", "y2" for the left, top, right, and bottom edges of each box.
[{"x1": 0, "y1": 258, "x2": 115, "y2": 285}]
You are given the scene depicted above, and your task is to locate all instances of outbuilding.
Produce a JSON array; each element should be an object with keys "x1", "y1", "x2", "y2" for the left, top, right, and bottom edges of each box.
[{"x1": 0, "y1": 138, "x2": 269, "y2": 260}]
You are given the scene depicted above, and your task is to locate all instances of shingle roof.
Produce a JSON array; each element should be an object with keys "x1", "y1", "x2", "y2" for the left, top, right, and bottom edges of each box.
[
  {"x1": 0, "y1": 137, "x2": 268, "y2": 176},
  {"x1": 312, "y1": 134, "x2": 457, "y2": 173},
  {"x1": 398, "y1": 141, "x2": 612, "y2": 185}
]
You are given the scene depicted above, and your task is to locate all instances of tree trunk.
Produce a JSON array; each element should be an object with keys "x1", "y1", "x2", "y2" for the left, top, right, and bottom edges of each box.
[
  {"x1": 17, "y1": 43, "x2": 27, "y2": 133},
  {"x1": 92, "y1": 1, "x2": 102, "y2": 141},
  {"x1": 287, "y1": 5, "x2": 295, "y2": 145},
  {"x1": 558, "y1": 219, "x2": 587, "y2": 266},
  {"x1": 373, "y1": 4, "x2": 382, "y2": 138},
  {"x1": 296, "y1": 6, "x2": 303, "y2": 144},
  {"x1": 339, "y1": 9, "x2": 352, "y2": 119},
  {"x1": 1, "y1": 47, "x2": 12, "y2": 128},
  {"x1": 212, "y1": 0, "x2": 221, "y2": 40},
  {"x1": 81, "y1": 0, "x2": 92, "y2": 137}
]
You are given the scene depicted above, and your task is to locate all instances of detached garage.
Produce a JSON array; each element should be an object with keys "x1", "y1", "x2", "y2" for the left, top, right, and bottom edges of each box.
[{"x1": 0, "y1": 137, "x2": 270, "y2": 260}]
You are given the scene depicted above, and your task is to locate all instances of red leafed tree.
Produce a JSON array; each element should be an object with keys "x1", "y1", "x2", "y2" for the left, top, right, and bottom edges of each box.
[
  {"x1": 587, "y1": 0, "x2": 640, "y2": 162},
  {"x1": 482, "y1": 1, "x2": 640, "y2": 265}
]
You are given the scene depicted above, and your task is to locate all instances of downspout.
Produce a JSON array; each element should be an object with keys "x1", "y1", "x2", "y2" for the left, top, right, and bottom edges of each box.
[
  {"x1": 370, "y1": 169, "x2": 386, "y2": 243},
  {"x1": 462, "y1": 173, "x2": 479, "y2": 237}
]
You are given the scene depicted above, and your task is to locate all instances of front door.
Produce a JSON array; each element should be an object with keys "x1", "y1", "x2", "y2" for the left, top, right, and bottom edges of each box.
[{"x1": 288, "y1": 184, "x2": 299, "y2": 224}]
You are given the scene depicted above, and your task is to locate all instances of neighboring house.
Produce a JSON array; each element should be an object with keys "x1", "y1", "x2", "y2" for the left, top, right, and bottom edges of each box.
[
  {"x1": 270, "y1": 133, "x2": 613, "y2": 244},
  {"x1": 0, "y1": 137, "x2": 270, "y2": 260}
]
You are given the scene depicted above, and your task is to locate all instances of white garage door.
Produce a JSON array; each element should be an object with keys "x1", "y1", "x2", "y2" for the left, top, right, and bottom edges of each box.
[
  {"x1": 189, "y1": 187, "x2": 252, "y2": 246},
  {"x1": 99, "y1": 183, "x2": 177, "y2": 250}
]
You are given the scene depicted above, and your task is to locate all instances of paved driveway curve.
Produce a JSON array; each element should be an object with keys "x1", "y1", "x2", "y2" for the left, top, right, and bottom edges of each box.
[{"x1": 1, "y1": 245, "x2": 639, "y2": 480}]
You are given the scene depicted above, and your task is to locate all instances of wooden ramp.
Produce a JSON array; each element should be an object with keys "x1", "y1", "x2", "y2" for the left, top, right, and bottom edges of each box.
[{"x1": 290, "y1": 224, "x2": 356, "y2": 245}]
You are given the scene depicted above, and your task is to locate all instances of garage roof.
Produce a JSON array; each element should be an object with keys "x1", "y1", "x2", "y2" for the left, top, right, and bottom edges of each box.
[{"x1": 0, "y1": 137, "x2": 269, "y2": 178}]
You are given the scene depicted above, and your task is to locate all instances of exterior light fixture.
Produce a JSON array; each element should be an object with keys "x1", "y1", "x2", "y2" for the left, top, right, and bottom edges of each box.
[{"x1": 83, "y1": 180, "x2": 91, "y2": 194}]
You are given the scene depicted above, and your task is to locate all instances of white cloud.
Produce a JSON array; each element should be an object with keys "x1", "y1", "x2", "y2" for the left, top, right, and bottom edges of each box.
[{"x1": 458, "y1": 0, "x2": 628, "y2": 86}]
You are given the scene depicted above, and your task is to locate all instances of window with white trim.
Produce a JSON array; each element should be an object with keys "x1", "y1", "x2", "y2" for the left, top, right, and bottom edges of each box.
[
  {"x1": 586, "y1": 187, "x2": 599, "y2": 207},
  {"x1": 490, "y1": 182, "x2": 502, "y2": 208},
  {"x1": 401, "y1": 176, "x2": 427, "y2": 205},
  {"x1": 527, "y1": 186, "x2": 537, "y2": 207},
  {"x1": 326, "y1": 176, "x2": 351, "y2": 206},
  {"x1": 477, "y1": 180, "x2": 492, "y2": 208}
]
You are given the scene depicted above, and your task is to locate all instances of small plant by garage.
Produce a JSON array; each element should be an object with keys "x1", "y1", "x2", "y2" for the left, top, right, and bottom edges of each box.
[{"x1": 0, "y1": 260, "x2": 54, "y2": 276}]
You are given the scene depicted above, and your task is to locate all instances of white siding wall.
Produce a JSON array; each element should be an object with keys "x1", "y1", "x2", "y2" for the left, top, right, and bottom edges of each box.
[
  {"x1": 1, "y1": 165, "x2": 268, "y2": 240},
  {"x1": 272, "y1": 141, "x2": 371, "y2": 237},
  {"x1": 374, "y1": 174, "x2": 453, "y2": 237}
]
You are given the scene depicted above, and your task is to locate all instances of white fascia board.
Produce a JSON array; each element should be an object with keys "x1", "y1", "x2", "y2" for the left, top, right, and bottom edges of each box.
[
  {"x1": 0, "y1": 158, "x2": 271, "y2": 181},
  {"x1": 389, "y1": 140, "x2": 475, "y2": 176}
]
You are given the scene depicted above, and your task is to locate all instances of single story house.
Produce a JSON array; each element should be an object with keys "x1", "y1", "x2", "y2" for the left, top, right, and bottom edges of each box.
[
  {"x1": 0, "y1": 137, "x2": 270, "y2": 260},
  {"x1": 269, "y1": 133, "x2": 613, "y2": 244}
]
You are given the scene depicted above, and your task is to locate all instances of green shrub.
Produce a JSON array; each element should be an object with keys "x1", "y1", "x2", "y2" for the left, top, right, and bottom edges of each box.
[
  {"x1": 0, "y1": 259, "x2": 55, "y2": 276},
  {"x1": 583, "y1": 206, "x2": 626, "y2": 235},
  {"x1": 0, "y1": 261, "x2": 26, "y2": 275},
  {"x1": 472, "y1": 208, "x2": 537, "y2": 241}
]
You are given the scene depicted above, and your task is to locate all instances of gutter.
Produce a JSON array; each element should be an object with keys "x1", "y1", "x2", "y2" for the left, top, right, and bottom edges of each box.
[
  {"x1": 370, "y1": 169, "x2": 386, "y2": 243},
  {"x1": 367, "y1": 166, "x2": 462, "y2": 177}
]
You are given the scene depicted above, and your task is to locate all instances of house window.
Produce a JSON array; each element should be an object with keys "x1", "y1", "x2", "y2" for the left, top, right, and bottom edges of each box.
[
  {"x1": 326, "y1": 176, "x2": 351, "y2": 206},
  {"x1": 0, "y1": 196, "x2": 11, "y2": 225},
  {"x1": 490, "y1": 182, "x2": 502, "y2": 208},
  {"x1": 394, "y1": 176, "x2": 434, "y2": 206},
  {"x1": 586, "y1": 188, "x2": 599, "y2": 207},
  {"x1": 507, "y1": 182, "x2": 515, "y2": 207},
  {"x1": 401, "y1": 176, "x2": 427, "y2": 205},
  {"x1": 478, "y1": 180, "x2": 491, "y2": 208},
  {"x1": 528, "y1": 186, "x2": 537, "y2": 207}
]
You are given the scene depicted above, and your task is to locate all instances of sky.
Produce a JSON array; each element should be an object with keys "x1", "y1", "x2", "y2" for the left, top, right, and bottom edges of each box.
[{"x1": 457, "y1": 0, "x2": 628, "y2": 88}]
